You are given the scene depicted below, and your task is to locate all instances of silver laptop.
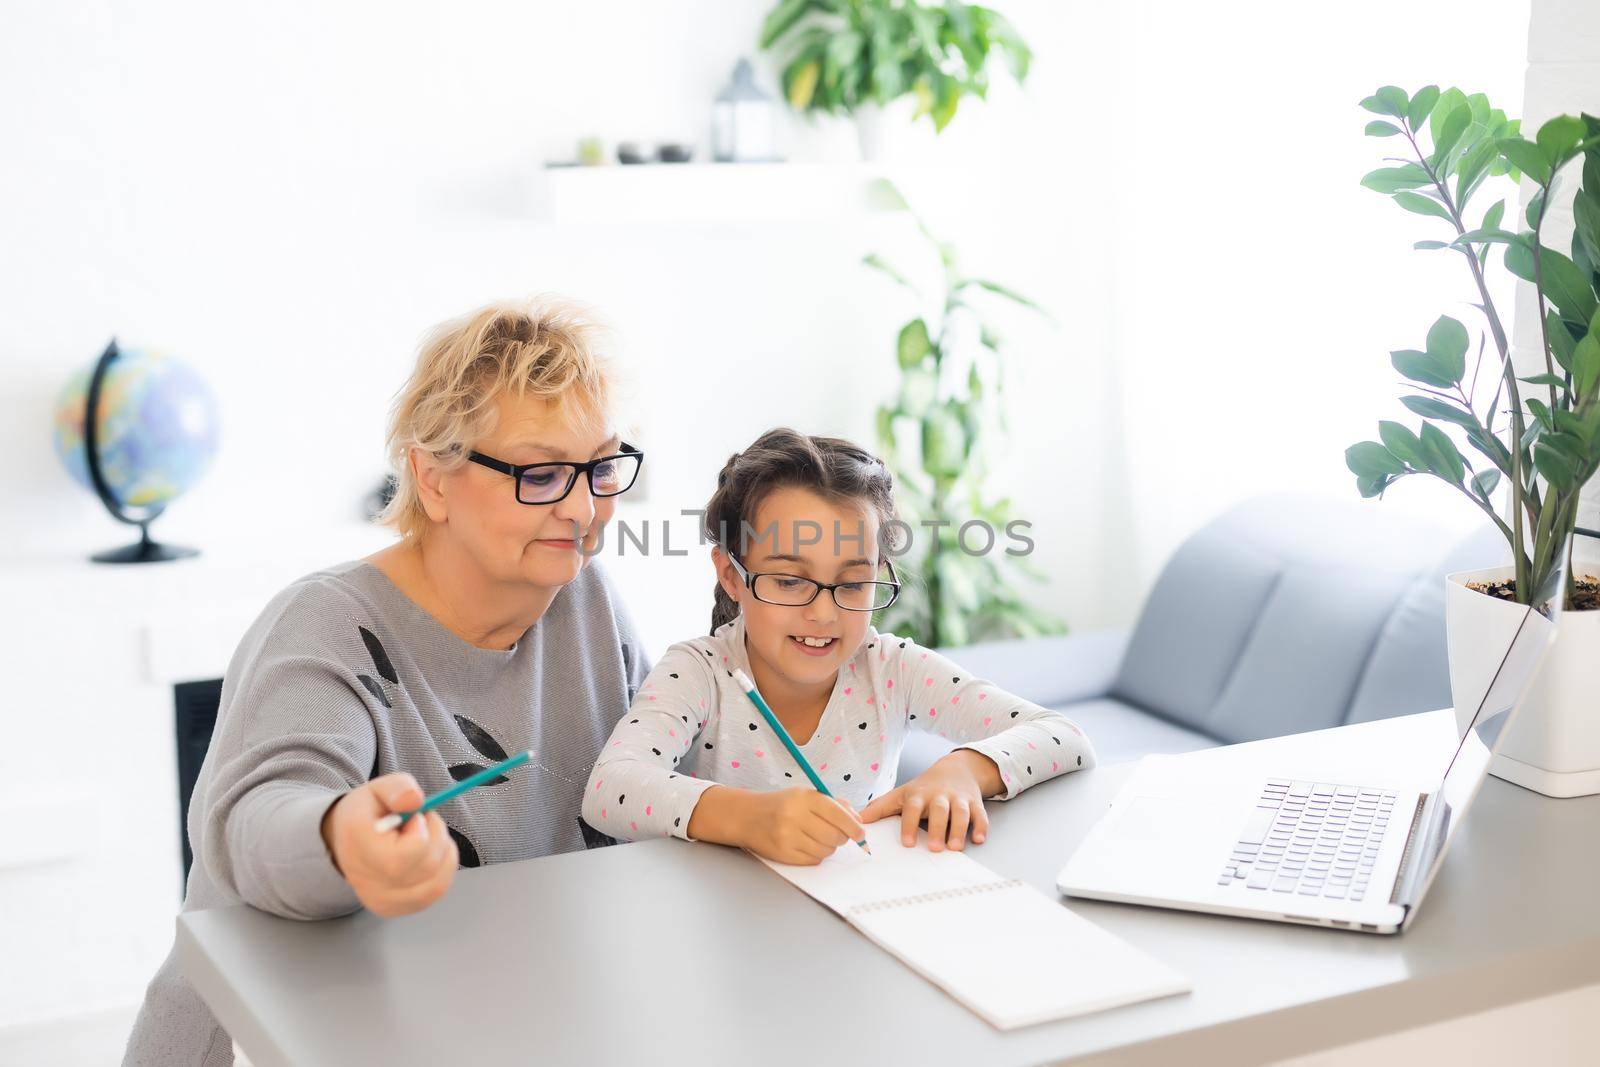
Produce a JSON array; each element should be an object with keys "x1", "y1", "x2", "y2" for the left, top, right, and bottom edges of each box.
[{"x1": 1057, "y1": 585, "x2": 1559, "y2": 934}]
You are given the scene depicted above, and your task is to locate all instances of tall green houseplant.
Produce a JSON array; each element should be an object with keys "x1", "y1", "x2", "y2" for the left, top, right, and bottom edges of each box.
[
  {"x1": 1345, "y1": 85, "x2": 1600, "y2": 610},
  {"x1": 866, "y1": 182, "x2": 1062, "y2": 647},
  {"x1": 759, "y1": 0, "x2": 1030, "y2": 131}
]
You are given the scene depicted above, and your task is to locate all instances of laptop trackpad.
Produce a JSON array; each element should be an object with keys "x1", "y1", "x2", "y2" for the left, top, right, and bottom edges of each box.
[{"x1": 1064, "y1": 793, "x2": 1242, "y2": 888}]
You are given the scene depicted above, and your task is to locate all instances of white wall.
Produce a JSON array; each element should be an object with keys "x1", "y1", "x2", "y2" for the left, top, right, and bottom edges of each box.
[
  {"x1": 1515, "y1": 0, "x2": 1600, "y2": 535},
  {"x1": 0, "y1": 0, "x2": 1123, "y2": 652},
  {"x1": 1103, "y1": 0, "x2": 1531, "y2": 583},
  {"x1": 0, "y1": 0, "x2": 1544, "y2": 1043}
]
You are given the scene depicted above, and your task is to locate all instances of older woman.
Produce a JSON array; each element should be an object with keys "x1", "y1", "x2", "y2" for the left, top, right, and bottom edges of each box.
[{"x1": 124, "y1": 298, "x2": 648, "y2": 1066}]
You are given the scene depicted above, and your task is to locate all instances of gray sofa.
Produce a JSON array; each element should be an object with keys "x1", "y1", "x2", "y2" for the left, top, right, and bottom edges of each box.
[{"x1": 903, "y1": 492, "x2": 1504, "y2": 780}]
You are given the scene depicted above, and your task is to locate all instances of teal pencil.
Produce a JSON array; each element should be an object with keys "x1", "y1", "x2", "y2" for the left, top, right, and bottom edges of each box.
[
  {"x1": 373, "y1": 750, "x2": 533, "y2": 833},
  {"x1": 733, "y1": 668, "x2": 871, "y2": 855}
]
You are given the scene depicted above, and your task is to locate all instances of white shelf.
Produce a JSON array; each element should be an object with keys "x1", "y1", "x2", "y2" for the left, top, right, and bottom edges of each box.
[{"x1": 537, "y1": 162, "x2": 897, "y2": 225}]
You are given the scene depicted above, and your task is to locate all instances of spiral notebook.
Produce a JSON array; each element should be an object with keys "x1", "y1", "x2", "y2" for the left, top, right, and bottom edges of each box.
[{"x1": 757, "y1": 821, "x2": 1190, "y2": 1030}]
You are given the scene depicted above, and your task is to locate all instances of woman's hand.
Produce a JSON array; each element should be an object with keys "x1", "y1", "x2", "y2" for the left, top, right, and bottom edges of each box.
[
  {"x1": 859, "y1": 750, "x2": 1001, "y2": 852},
  {"x1": 689, "y1": 785, "x2": 867, "y2": 866},
  {"x1": 320, "y1": 773, "x2": 459, "y2": 917}
]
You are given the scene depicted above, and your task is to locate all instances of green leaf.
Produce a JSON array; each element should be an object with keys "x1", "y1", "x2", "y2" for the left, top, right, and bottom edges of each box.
[
  {"x1": 920, "y1": 404, "x2": 968, "y2": 476},
  {"x1": 1533, "y1": 441, "x2": 1577, "y2": 489},
  {"x1": 1472, "y1": 468, "x2": 1502, "y2": 501},
  {"x1": 1526, "y1": 188, "x2": 1547, "y2": 229},
  {"x1": 1429, "y1": 88, "x2": 1468, "y2": 142},
  {"x1": 1361, "y1": 86, "x2": 1409, "y2": 118},
  {"x1": 1536, "y1": 114, "x2": 1587, "y2": 165},
  {"x1": 759, "y1": 0, "x2": 813, "y2": 48},
  {"x1": 1378, "y1": 421, "x2": 1427, "y2": 467},
  {"x1": 1414, "y1": 240, "x2": 1450, "y2": 250},
  {"x1": 1539, "y1": 247, "x2": 1600, "y2": 325},
  {"x1": 1519, "y1": 373, "x2": 1568, "y2": 389},
  {"x1": 1574, "y1": 332, "x2": 1600, "y2": 398},
  {"x1": 1572, "y1": 191, "x2": 1600, "y2": 268},
  {"x1": 1391, "y1": 349, "x2": 1458, "y2": 389},
  {"x1": 1407, "y1": 85, "x2": 1440, "y2": 132},
  {"x1": 1361, "y1": 164, "x2": 1431, "y2": 194},
  {"x1": 1505, "y1": 234, "x2": 1536, "y2": 282},
  {"x1": 897, "y1": 318, "x2": 932, "y2": 369},
  {"x1": 961, "y1": 278, "x2": 1044, "y2": 314},
  {"x1": 1455, "y1": 138, "x2": 1500, "y2": 203},
  {"x1": 1354, "y1": 471, "x2": 1394, "y2": 498},
  {"x1": 1346, "y1": 440, "x2": 1407, "y2": 477},
  {"x1": 1426, "y1": 315, "x2": 1469, "y2": 383},
  {"x1": 1420, "y1": 422, "x2": 1466, "y2": 484},
  {"x1": 1499, "y1": 137, "x2": 1552, "y2": 185},
  {"x1": 1547, "y1": 310, "x2": 1578, "y2": 371},
  {"x1": 1366, "y1": 120, "x2": 1403, "y2": 138},
  {"x1": 1431, "y1": 104, "x2": 1471, "y2": 165},
  {"x1": 1400, "y1": 394, "x2": 1478, "y2": 427},
  {"x1": 1394, "y1": 190, "x2": 1454, "y2": 221},
  {"x1": 862, "y1": 253, "x2": 921, "y2": 297},
  {"x1": 1453, "y1": 227, "x2": 1516, "y2": 246},
  {"x1": 1527, "y1": 396, "x2": 1554, "y2": 430},
  {"x1": 1483, "y1": 199, "x2": 1506, "y2": 231}
]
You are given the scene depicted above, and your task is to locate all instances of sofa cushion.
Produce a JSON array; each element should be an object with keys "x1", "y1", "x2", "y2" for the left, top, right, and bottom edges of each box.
[
  {"x1": 894, "y1": 696, "x2": 1214, "y2": 784},
  {"x1": 1345, "y1": 521, "x2": 1505, "y2": 724},
  {"x1": 1046, "y1": 697, "x2": 1215, "y2": 766},
  {"x1": 936, "y1": 630, "x2": 1130, "y2": 709},
  {"x1": 1111, "y1": 493, "x2": 1449, "y2": 742}
]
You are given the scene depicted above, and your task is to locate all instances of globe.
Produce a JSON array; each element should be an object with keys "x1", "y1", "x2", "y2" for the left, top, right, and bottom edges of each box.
[{"x1": 52, "y1": 341, "x2": 221, "y2": 562}]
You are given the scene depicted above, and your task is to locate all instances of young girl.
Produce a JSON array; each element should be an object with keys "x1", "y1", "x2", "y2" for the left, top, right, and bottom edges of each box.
[{"x1": 582, "y1": 428, "x2": 1095, "y2": 865}]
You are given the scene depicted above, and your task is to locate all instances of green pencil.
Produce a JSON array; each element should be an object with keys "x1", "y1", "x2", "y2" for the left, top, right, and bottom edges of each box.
[
  {"x1": 733, "y1": 668, "x2": 870, "y2": 855},
  {"x1": 373, "y1": 750, "x2": 533, "y2": 833}
]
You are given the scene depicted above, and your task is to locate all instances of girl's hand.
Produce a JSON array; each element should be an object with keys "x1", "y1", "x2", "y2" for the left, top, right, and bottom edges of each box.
[
  {"x1": 720, "y1": 786, "x2": 868, "y2": 866},
  {"x1": 320, "y1": 773, "x2": 459, "y2": 917},
  {"x1": 859, "y1": 750, "x2": 1001, "y2": 852}
]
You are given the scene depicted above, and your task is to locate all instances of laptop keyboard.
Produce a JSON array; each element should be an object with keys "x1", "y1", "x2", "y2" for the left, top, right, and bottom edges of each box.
[{"x1": 1218, "y1": 779, "x2": 1397, "y2": 903}]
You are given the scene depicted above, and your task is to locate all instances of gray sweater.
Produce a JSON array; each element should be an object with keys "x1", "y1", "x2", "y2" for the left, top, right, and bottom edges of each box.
[{"x1": 123, "y1": 558, "x2": 649, "y2": 1066}]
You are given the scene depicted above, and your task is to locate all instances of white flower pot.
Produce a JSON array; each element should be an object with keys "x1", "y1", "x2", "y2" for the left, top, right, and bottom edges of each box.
[
  {"x1": 853, "y1": 98, "x2": 937, "y2": 163},
  {"x1": 1445, "y1": 561, "x2": 1600, "y2": 797}
]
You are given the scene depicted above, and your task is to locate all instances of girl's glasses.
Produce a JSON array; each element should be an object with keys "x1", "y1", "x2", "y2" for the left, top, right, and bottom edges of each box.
[
  {"x1": 467, "y1": 443, "x2": 643, "y2": 505},
  {"x1": 724, "y1": 550, "x2": 900, "y2": 612}
]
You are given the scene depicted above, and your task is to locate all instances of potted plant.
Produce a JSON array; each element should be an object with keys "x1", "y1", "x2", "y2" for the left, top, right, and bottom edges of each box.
[
  {"x1": 864, "y1": 180, "x2": 1062, "y2": 647},
  {"x1": 1345, "y1": 85, "x2": 1600, "y2": 796},
  {"x1": 758, "y1": 0, "x2": 1031, "y2": 161}
]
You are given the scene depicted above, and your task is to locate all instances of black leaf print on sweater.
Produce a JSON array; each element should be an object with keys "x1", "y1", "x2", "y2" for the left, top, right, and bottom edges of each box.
[
  {"x1": 448, "y1": 826, "x2": 481, "y2": 868},
  {"x1": 578, "y1": 818, "x2": 618, "y2": 850},
  {"x1": 621, "y1": 641, "x2": 640, "y2": 703},
  {"x1": 356, "y1": 674, "x2": 392, "y2": 709},
  {"x1": 454, "y1": 714, "x2": 510, "y2": 763},
  {"x1": 358, "y1": 626, "x2": 399, "y2": 683},
  {"x1": 448, "y1": 763, "x2": 509, "y2": 786}
]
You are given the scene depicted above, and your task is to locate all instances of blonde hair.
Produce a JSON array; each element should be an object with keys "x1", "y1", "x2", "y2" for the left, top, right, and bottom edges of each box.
[{"x1": 379, "y1": 296, "x2": 619, "y2": 540}]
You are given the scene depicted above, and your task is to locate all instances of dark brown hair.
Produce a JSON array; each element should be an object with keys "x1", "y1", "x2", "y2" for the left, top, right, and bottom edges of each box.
[{"x1": 705, "y1": 427, "x2": 900, "y2": 634}]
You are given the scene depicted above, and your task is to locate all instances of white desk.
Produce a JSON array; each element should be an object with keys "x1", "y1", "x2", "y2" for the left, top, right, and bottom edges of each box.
[{"x1": 179, "y1": 710, "x2": 1600, "y2": 1065}]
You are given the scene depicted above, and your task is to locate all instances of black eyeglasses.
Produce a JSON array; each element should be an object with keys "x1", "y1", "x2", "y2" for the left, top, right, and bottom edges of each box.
[
  {"x1": 467, "y1": 443, "x2": 644, "y2": 505},
  {"x1": 724, "y1": 550, "x2": 901, "y2": 612}
]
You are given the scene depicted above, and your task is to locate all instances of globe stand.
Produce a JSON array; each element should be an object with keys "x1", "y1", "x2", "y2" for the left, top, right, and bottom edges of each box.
[
  {"x1": 91, "y1": 522, "x2": 199, "y2": 564},
  {"x1": 83, "y1": 338, "x2": 200, "y2": 565}
]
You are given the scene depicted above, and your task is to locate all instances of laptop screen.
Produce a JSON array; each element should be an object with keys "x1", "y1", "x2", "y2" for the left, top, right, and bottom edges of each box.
[{"x1": 1405, "y1": 591, "x2": 1559, "y2": 901}]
